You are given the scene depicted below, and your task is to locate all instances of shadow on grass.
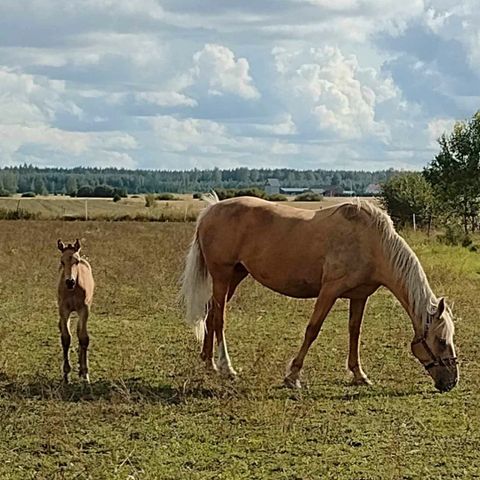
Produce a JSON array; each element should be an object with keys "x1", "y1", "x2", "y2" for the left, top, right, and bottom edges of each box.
[
  {"x1": 0, "y1": 372, "x2": 225, "y2": 404},
  {"x1": 0, "y1": 370, "x2": 434, "y2": 404}
]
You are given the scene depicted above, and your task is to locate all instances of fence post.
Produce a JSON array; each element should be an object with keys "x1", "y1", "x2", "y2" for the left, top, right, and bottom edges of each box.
[{"x1": 412, "y1": 213, "x2": 416, "y2": 231}]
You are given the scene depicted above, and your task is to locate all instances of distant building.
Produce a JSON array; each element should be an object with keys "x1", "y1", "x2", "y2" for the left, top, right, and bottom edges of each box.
[
  {"x1": 264, "y1": 178, "x2": 280, "y2": 195},
  {"x1": 365, "y1": 183, "x2": 382, "y2": 196},
  {"x1": 342, "y1": 190, "x2": 356, "y2": 197},
  {"x1": 323, "y1": 186, "x2": 344, "y2": 197}
]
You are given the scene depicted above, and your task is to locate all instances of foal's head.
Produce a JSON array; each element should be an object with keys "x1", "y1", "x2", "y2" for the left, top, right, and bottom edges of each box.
[
  {"x1": 57, "y1": 239, "x2": 81, "y2": 290},
  {"x1": 411, "y1": 298, "x2": 458, "y2": 392}
]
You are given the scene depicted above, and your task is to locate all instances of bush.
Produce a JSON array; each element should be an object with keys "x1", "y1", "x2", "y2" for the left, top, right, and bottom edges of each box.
[
  {"x1": 113, "y1": 188, "x2": 128, "y2": 198},
  {"x1": 21, "y1": 191, "x2": 36, "y2": 198},
  {"x1": 193, "y1": 192, "x2": 202, "y2": 199},
  {"x1": 266, "y1": 193, "x2": 288, "y2": 201},
  {"x1": 145, "y1": 194, "x2": 156, "y2": 207},
  {"x1": 76, "y1": 185, "x2": 94, "y2": 197},
  {"x1": 294, "y1": 192, "x2": 323, "y2": 202},
  {"x1": 156, "y1": 193, "x2": 179, "y2": 201},
  {"x1": 0, "y1": 189, "x2": 12, "y2": 197},
  {"x1": 438, "y1": 224, "x2": 464, "y2": 246},
  {"x1": 216, "y1": 188, "x2": 266, "y2": 200},
  {"x1": 113, "y1": 193, "x2": 122, "y2": 202},
  {"x1": 74, "y1": 184, "x2": 126, "y2": 198},
  {"x1": 93, "y1": 184, "x2": 114, "y2": 197}
]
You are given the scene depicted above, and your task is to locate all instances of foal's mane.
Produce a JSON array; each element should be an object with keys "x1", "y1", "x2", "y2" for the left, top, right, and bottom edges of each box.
[{"x1": 338, "y1": 200, "x2": 442, "y2": 330}]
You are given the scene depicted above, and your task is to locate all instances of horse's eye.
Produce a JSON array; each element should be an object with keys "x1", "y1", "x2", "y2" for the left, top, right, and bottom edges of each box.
[
  {"x1": 439, "y1": 338, "x2": 447, "y2": 347},
  {"x1": 61, "y1": 261, "x2": 65, "y2": 266}
]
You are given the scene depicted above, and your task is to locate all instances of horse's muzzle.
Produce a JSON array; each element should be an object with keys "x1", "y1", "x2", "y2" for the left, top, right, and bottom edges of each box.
[
  {"x1": 434, "y1": 375, "x2": 458, "y2": 393},
  {"x1": 66, "y1": 279, "x2": 75, "y2": 290}
]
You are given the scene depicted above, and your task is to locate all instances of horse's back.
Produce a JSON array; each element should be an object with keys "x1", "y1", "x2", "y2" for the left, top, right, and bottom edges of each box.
[{"x1": 197, "y1": 197, "x2": 383, "y2": 297}]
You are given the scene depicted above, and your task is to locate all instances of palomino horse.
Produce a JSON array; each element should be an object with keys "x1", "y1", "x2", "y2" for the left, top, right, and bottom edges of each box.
[
  {"x1": 181, "y1": 194, "x2": 458, "y2": 393},
  {"x1": 57, "y1": 239, "x2": 94, "y2": 383}
]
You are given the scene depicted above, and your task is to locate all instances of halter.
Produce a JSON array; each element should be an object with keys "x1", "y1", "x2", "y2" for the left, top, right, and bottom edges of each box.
[{"x1": 411, "y1": 315, "x2": 457, "y2": 370}]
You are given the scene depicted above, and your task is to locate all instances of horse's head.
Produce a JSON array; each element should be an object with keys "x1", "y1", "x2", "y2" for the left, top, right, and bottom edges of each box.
[
  {"x1": 57, "y1": 239, "x2": 81, "y2": 290},
  {"x1": 411, "y1": 297, "x2": 458, "y2": 392}
]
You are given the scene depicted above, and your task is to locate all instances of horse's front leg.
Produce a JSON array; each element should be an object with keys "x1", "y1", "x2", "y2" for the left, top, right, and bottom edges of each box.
[
  {"x1": 58, "y1": 308, "x2": 71, "y2": 383},
  {"x1": 284, "y1": 288, "x2": 337, "y2": 388},
  {"x1": 77, "y1": 306, "x2": 90, "y2": 383},
  {"x1": 348, "y1": 297, "x2": 372, "y2": 386}
]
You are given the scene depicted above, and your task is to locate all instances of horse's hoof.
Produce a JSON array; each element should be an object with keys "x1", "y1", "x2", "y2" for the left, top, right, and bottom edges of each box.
[
  {"x1": 351, "y1": 376, "x2": 372, "y2": 386},
  {"x1": 218, "y1": 366, "x2": 237, "y2": 378},
  {"x1": 204, "y1": 360, "x2": 218, "y2": 373},
  {"x1": 284, "y1": 377, "x2": 301, "y2": 389},
  {"x1": 63, "y1": 376, "x2": 69, "y2": 385},
  {"x1": 79, "y1": 373, "x2": 90, "y2": 384}
]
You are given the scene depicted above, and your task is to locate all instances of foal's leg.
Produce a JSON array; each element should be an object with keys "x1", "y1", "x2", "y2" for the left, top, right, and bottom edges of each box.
[
  {"x1": 58, "y1": 308, "x2": 72, "y2": 383},
  {"x1": 348, "y1": 297, "x2": 371, "y2": 385},
  {"x1": 284, "y1": 288, "x2": 337, "y2": 388},
  {"x1": 77, "y1": 306, "x2": 90, "y2": 383}
]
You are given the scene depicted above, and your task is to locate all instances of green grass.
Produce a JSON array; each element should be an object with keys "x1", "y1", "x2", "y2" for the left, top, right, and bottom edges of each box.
[{"x1": 0, "y1": 221, "x2": 479, "y2": 479}]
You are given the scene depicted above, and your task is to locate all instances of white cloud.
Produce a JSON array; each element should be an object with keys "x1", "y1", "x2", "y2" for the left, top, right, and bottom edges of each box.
[
  {"x1": 273, "y1": 46, "x2": 398, "y2": 140},
  {"x1": 427, "y1": 117, "x2": 456, "y2": 147},
  {"x1": 0, "y1": 68, "x2": 73, "y2": 125},
  {"x1": 0, "y1": 0, "x2": 476, "y2": 170},
  {"x1": 191, "y1": 44, "x2": 260, "y2": 100},
  {"x1": 424, "y1": 1, "x2": 480, "y2": 73},
  {"x1": 134, "y1": 91, "x2": 197, "y2": 108},
  {"x1": 253, "y1": 114, "x2": 297, "y2": 135}
]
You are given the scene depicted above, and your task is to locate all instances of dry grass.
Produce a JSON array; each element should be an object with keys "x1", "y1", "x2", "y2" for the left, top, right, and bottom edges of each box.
[
  {"x1": 0, "y1": 220, "x2": 478, "y2": 478},
  {"x1": 0, "y1": 195, "x2": 377, "y2": 222}
]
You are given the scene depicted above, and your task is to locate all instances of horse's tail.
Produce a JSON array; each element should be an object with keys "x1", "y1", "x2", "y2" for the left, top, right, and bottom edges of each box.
[{"x1": 180, "y1": 191, "x2": 218, "y2": 342}]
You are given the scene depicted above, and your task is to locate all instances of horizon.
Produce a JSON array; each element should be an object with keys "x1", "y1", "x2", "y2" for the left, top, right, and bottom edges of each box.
[{"x1": 0, "y1": 2, "x2": 477, "y2": 171}]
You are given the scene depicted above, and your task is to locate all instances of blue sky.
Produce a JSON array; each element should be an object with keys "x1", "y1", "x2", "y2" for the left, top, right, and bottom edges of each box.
[{"x1": 0, "y1": 0, "x2": 478, "y2": 170}]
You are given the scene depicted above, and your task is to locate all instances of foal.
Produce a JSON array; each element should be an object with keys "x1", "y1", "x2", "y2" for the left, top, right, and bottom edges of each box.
[{"x1": 57, "y1": 239, "x2": 94, "y2": 383}]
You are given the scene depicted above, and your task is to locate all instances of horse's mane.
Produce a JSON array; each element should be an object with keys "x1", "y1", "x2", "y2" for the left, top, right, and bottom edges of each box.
[{"x1": 337, "y1": 200, "x2": 446, "y2": 331}]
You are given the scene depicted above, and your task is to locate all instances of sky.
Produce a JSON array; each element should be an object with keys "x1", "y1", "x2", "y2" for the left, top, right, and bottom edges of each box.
[{"x1": 0, "y1": 0, "x2": 478, "y2": 171}]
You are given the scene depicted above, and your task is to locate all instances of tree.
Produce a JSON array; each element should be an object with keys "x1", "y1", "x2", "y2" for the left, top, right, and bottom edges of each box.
[
  {"x1": 66, "y1": 176, "x2": 77, "y2": 195},
  {"x1": 33, "y1": 176, "x2": 47, "y2": 195},
  {"x1": 380, "y1": 172, "x2": 434, "y2": 228},
  {"x1": 0, "y1": 171, "x2": 18, "y2": 193},
  {"x1": 425, "y1": 112, "x2": 480, "y2": 233}
]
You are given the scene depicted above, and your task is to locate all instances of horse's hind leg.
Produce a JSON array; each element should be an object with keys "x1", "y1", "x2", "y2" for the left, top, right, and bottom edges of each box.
[
  {"x1": 59, "y1": 309, "x2": 72, "y2": 383},
  {"x1": 211, "y1": 276, "x2": 237, "y2": 377},
  {"x1": 201, "y1": 266, "x2": 247, "y2": 374},
  {"x1": 348, "y1": 297, "x2": 371, "y2": 386},
  {"x1": 201, "y1": 300, "x2": 216, "y2": 371},
  {"x1": 77, "y1": 306, "x2": 90, "y2": 383}
]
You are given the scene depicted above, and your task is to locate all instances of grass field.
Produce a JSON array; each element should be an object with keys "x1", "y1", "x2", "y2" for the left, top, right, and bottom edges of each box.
[{"x1": 0, "y1": 218, "x2": 479, "y2": 479}]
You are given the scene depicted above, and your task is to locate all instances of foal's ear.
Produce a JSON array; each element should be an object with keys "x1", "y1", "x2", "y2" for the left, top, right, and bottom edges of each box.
[
  {"x1": 57, "y1": 239, "x2": 65, "y2": 252},
  {"x1": 435, "y1": 297, "x2": 446, "y2": 318},
  {"x1": 73, "y1": 239, "x2": 81, "y2": 252}
]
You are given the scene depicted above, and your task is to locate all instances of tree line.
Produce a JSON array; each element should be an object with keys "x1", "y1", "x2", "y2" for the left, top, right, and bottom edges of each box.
[
  {"x1": 381, "y1": 110, "x2": 480, "y2": 237},
  {"x1": 0, "y1": 165, "x2": 395, "y2": 198}
]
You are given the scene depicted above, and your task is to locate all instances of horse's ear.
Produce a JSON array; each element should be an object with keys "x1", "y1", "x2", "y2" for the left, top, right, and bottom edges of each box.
[
  {"x1": 74, "y1": 239, "x2": 81, "y2": 252},
  {"x1": 57, "y1": 239, "x2": 65, "y2": 252},
  {"x1": 436, "y1": 297, "x2": 446, "y2": 318}
]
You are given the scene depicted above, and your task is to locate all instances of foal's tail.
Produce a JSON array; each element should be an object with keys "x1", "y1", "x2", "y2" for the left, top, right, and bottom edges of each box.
[{"x1": 180, "y1": 191, "x2": 218, "y2": 342}]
